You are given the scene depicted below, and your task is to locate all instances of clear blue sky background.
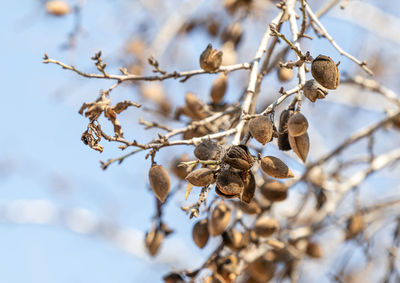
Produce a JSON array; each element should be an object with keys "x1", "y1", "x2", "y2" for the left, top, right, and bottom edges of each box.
[{"x1": 1, "y1": 0, "x2": 400, "y2": 282}]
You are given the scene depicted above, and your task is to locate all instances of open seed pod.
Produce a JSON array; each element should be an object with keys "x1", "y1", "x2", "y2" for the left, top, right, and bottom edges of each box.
[
  {"x1": 277, "y1": 67, "x2": 293, "y2": 82},
  {"x1": 260, "y1": 179, "x2": 288, "y2": 202},
  {"x1": 224, "y1": 145, "x2": 254, "y2": 171},
  {"x1": 246, "y1": 256, "x2": 275, "y2": 282},
  {"x1": 346, "y1": 212, "x2": 364, "y2": 239},
  {"x1": 216, "y1": 169, "x2": 244, "y2": 198},
  {"x1": 149, "y1": 164, "x2": 171, "y2": 203},
  {"x1": 200, "y1": 44, "x2": 223, "y2": 72},
  {"x1": 311, "y1": 55, "x2": 340, "y2": 89},
  {"x1": 192, "y1": 219, "x2": 209, "y2": 249},
  {"x1": 303, "y1": 79, "x2": 329, "y2": 102},
  {"x1": 288, "y1": 113, "x2": 308, "y2": 137},
  {"x1": 145, "y1": 228, "x2": 164, "y2": 256},
  {"x1": 249, "y1": 116, "x2": 273, "y2": 145},
  {"x1": 170, "y1": 154, "x2": 189, "y2": 180},
  {"x1": 236, "y1": 200, "x2": 261, "y2": 215},
  {"x1": 288, "y1": 132, "x2": 310, "y2": 163},
  {"x1": 240, "y1": 171, "x2": 256, "y2": 203},
  {"x1": 278, "y1": 109, "x2": 294, "y2": 151},
  {"x1": 306, "y1": 241, "x2": 323, "y2": 258},
  {"x1": 194, "y1": 139, "x2": 220, "y2": 160},
  {"x1": 210, "y1": 73, "x2": 227, "y2": 104},
  {"x1": 209, "y1": 201, "x2": 231, "y2": 236},
  {"x1": 254, "y1": 217, "x2": 280, "y2": 237},
  {"x1": 261, "y1": 156, "x2": 294, "y2": 178},
  {"x1": 186, "y1": 168, "x2": 215, "y2": 187}
]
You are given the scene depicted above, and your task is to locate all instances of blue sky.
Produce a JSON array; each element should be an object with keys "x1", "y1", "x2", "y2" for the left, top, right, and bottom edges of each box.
[{"x1": 1, "y1": 0, "x2": 400, "y2": 282}]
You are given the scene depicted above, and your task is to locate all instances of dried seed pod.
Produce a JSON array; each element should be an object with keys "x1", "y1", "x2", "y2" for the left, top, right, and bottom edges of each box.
[
  {"x1": 216, "y1": 169, "x2": 244, "y2": 198},
  {"x1": 288, "y1": 132, "x2": 310, "y2": 163},
  {"x1": 224, "y1": 145, "x2": 254, "y2": 171},
  {"x1": 46, "y1": 0, "x2": 70, "y2": 16},
  {"x1": 303, "y1": 79, "x2": 329, "y2": 102},
  {"x1": 221, "y1": 22, "x2": 243, "y2": 47},
  {"x1": 260, "y1": 179, "x2": 288, "y2": 202},
  {"x1": 210, "y1": 73, "x2": 227, "y2": 104},
  {"x1": 288, "y1": 113, "x2": 309, "y2": 137},
  {"x1": 254, "y1": 217, "x2": 280, "y2": 237},
  {"x1": 186, "y1": 168, "x2": 215, "y2": 187},
  {"x1": 223, "y1": 229, "x2": 245, "y2": 251},
  {"x1": 249, "y1": 116, "x2": 273, "y2": 145},
  {"x1": 218, "y1": 254, "x2": 239, "y2": 282},
  {"x1": 192, "y1": 219, "x2": 209, "y2": 249},
  {"x1": 149, "y1": 165, "x2": 170, "y2": 203},
  {"x1": 163, "y1": 272, "x2": 184, "y2": 283},
  {"x1": 311, "y1": 55, "x2": 340, "y2": 89},
  {"x1": 306, "y1": 241, "x2": 323, "y2": 258},
  {"x1": 246, "y1": 256, "x2": 275, "y2": 282},
  {"x1": 261, "y1": 156, "x2": 294, "y2": 179},
  {"x1": 209, "y1": 202, "x2": 231, "y2": 236},
  {"x1": 236, "y1": 200, "x2": 261, "y2": 215},
  {"x1": 185, "y1": 92, "x2": 208, "y2": 120},
  {"x1": 170, "y1": 154, "x2": 189, "y2": 180},
  {"x1": 346, "y1": 212, "x2": 364, "y2": 239},
  {"x1": 183, "y1": 125, "x2": 210, "y2": 139},
  {"x1": 240, "y1": 171, "x2": 256, "y2": 203},
  {"x1": 194, "y1": 139, "x2": 220, "y2": 161},
  {"x1": 200, "y1": 44, "x2": 223, "y2": 72},
  {"x1": 277, "y1": 67, "x2": 293, "y2": 82},
  {"x1": 145, "y1": 228, "x2": 164, "y2": 256},
  {"x1": 278, "y1": 109, "x2": 294, "y2": 151}
]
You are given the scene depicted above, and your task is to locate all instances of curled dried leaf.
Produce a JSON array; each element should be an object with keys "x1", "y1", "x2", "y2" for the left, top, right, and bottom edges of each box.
[
  {"x1": 149, "y1": 165, "x2": 171, "y2": 203},
  {"x1": 261, "y1": 156, "x2": 294, "y2": 179}
]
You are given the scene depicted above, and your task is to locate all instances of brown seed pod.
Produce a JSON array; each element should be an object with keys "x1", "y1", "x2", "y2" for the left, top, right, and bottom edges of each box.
[
  {"x1": 306, "y1": 241, "x2": 323, "y2": 258},
  {"x1": 170, "y1": 154, "x2": 189, "y2": 180},
  {"x1": 254, "y1": 217, "x2": 280, "y2": 237},
  {"x1": 223, "y1": 229, "x2": 245, "y2": 251},
  {"x1": 249, "y1": 116, "x2": 273, "y2": 145},
  {"x1": 185, "y1": 92, "x2": 208, "y2": 120},
  {"x1": 277, "y1": 67, "x2": 293, "y2": 82},
  {"x1": 149, "y1": 165, "x2": 171, "y2": 203},
  {"x1": 217, "y1": 254, "x2": 239, "y2": 282},
  {"x1": 278, "y1": 109, "x2": 294, "y2": 151},
  {"x1": 235, "y1": 200, "x2": 261, "y2": 215},
  {"x1": 224, "y1": 145, "x2": 254, "y2": 171},
  {"x1": 261, "y1": 156, "x2": 294, "y2": 179},
  {"x1": 163, "y1": 272, "x2": 184, "y2": 283},
  {"x1": 346, "y1": 212, "x2": 364, "y2": 239},
  {"x1": 288, "y1": 113, "x2": 309, "y2": 137},
  {"x1": 221, "y1": 22, "x2": 243, "y2": 47},
  {"x1": 186, "y1": 168, "x2": 215, "y2": 187},
  {"x1": 216, "y1": 169, "x2": 244, "y2": 198},
  {"x1": 183, "y1": 125, "x2": 210, "y2": 139},
  {"x1": 46, "y1": 0, "x2": 70, "y2": 16},
  {"x1": 210, "y1": 73, "x2": 228, "y2": 104},
  {"x1": 288, "y1": 132, "x2": 310, "y2": 163},
  {"x1": 209, "y1": 202, "x2": 231, "y2": 236},
  {"x1": 260, "y1": 179, "x2": 288, "y2": 202},
  {"x1": 240, "y1": 171, "x2": 256, "y2": 203},
  {"x1": 311, "y1": 55, "x2": 340, "y2": 89},
  {"x1": 192, "y1": 219, "x2": 209, "y2": 249},
  {"x1": 303, "y1": 79, "x2": 329, "y2": 102},
  {"x1": 200, "y1": 44, "x2": 223, "y2": 72},
  {"x1": 145, "y1": 228, "x2": 164, "y2": 256},
  {"x1": 194, "y1": 139, "x2": 220, "y2": 161},
  {"x1": 246, "y1": 256, "x2": 275, "y2": 282}
]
